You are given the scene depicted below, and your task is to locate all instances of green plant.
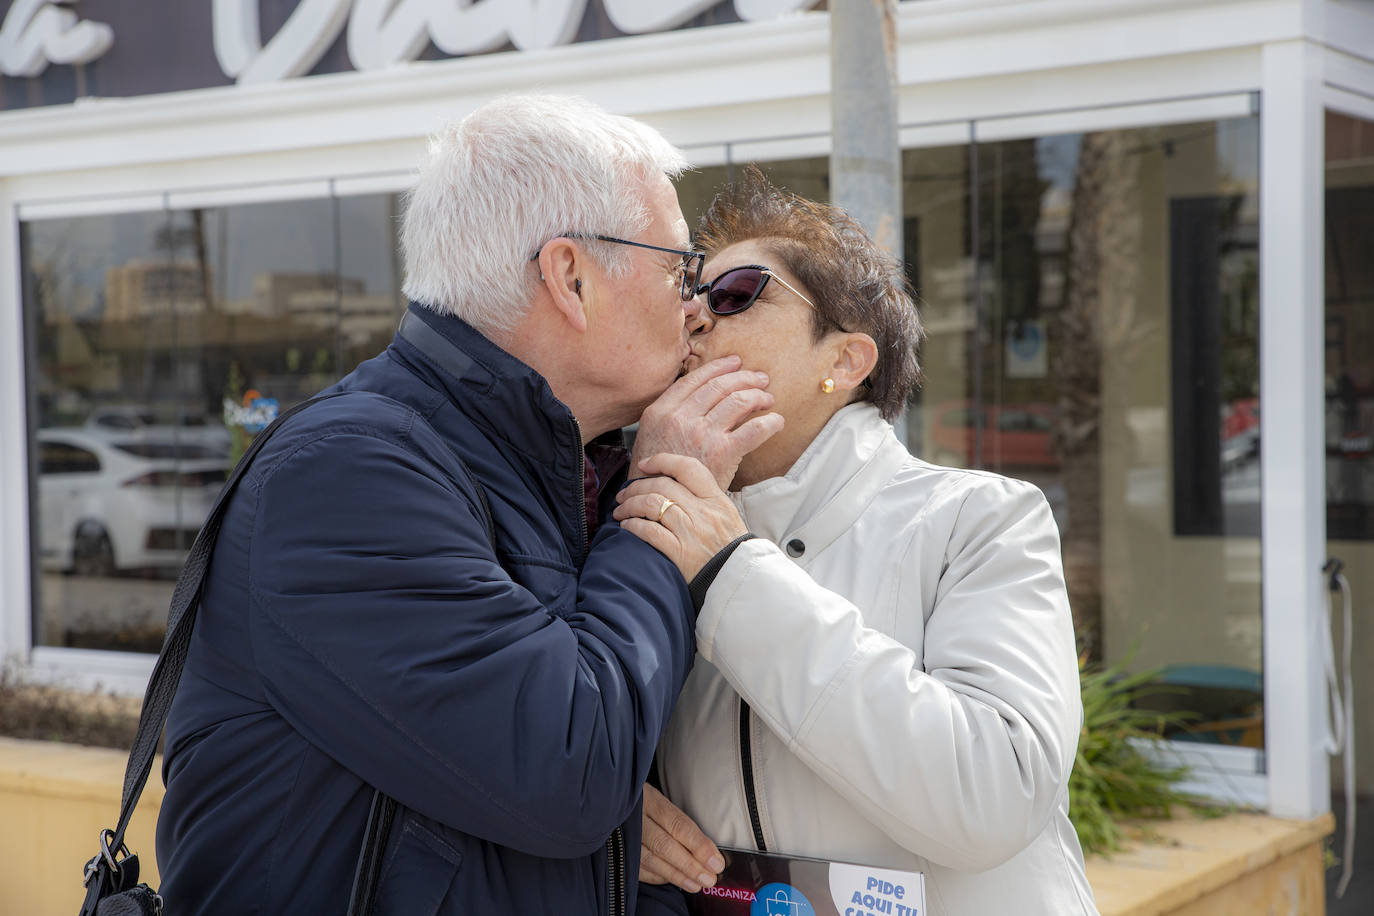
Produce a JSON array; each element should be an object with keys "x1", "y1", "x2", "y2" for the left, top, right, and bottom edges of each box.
[{"x1": 1069, "y1": 657, "x2": 1198, "y2": 856}]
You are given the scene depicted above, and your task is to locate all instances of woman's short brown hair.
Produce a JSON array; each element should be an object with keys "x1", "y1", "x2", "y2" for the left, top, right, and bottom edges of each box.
[{"x1": 695, "y1": 167, "x2": 923, "y2": 421}]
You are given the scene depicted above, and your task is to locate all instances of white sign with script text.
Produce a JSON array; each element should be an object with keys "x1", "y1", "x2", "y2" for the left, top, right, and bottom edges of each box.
[
  {"x1": 0, "y1": 0, "x2": 113, "y2": 78},
  {"x1": 3, "y1": 1, "x2": 821, "y2": 88},
  {"x1": 214, "y1": 0, "x2": 822, "y2": 85}
]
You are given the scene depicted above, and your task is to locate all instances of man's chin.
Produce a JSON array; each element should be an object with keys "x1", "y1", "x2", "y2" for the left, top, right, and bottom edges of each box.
[{"x1": 634, "y1": 366, "x2": 686, "y2": 415}]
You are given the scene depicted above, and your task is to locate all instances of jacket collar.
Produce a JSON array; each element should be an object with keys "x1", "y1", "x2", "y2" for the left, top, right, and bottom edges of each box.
[
  {"x1": 391, "y1": 303, "x2": 584, "y2": 467},
  {"x1": 730, "y1": 402, "x2": 909, "y2": 557}
]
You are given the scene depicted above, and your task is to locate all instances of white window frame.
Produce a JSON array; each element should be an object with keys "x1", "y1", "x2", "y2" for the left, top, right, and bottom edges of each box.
[{"x1": 1259, "y1": 37, "x2": 1330, "y2": 822}]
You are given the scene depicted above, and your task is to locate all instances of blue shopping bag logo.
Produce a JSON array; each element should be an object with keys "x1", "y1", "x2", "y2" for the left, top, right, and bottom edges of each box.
[{"x1": 751, "y1": 883, "x2": 814, "y2": 916}]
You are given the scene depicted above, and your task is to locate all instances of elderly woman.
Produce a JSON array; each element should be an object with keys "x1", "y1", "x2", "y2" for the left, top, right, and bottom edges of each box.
[{"x1": 616, "y1": 172, "x2": 1098, "y2": 916}]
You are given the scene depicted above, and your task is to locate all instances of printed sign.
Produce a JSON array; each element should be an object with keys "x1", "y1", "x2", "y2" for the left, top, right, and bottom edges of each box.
[
  {"x1": 753, "y1": 882, "x2": 814, "y2": 916},
  {"x1": 1005, "y1": 319, "x2": 1047, "y2": 379},
  {"x1": 689, "y1": 847, "x2": 925, "y2": 916},
  {"x1": 223, "y1": 389, "x2": 279, "y2": 434}
]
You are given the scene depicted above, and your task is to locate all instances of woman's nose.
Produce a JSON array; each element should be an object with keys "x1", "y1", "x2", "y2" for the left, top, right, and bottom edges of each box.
[{"x1": 684, "y1": 294, "x2": 713, "y2": 335}]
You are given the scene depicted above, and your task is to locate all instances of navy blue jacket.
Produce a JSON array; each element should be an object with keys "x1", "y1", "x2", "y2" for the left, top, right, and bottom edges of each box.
[{"x1": 156, "y1": 305, "x2": 696, "y2": 915}]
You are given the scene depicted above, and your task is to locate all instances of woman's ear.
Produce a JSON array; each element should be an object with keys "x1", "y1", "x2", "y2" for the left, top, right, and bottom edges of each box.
[
  {"x1": 829, "y1": 332, "x2": 878, "y2": 393},
  {"x1": 536, "y1": 238, "x2": 588, "y2": 333}
]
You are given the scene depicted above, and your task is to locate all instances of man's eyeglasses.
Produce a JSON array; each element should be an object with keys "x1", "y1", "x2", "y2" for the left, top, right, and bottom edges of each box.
[
  {"x1": 695, "y1": 265, "x2": 818, "y2": 317},
  {"x1": 529, "y1": 234, "x2": 705, "y2": 302}
]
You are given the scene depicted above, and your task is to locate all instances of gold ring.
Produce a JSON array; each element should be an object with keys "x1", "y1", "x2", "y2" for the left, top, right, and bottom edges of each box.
[{"x1": 655, "y1": 498, "x2": 677, "y2": 524}]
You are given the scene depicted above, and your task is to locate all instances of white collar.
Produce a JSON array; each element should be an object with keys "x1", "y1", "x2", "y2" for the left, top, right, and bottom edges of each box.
[{"x1": 731, "y1": 402, "x2": 909, "y2": 552}]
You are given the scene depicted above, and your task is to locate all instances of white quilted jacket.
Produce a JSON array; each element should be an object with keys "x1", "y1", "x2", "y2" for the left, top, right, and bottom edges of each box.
[{"x1": 657, "y1": 403, "x2": 1098, "y2": 916}]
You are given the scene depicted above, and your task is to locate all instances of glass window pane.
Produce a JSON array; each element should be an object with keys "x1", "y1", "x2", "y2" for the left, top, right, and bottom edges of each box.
[
  {"x1": 925, "y1": 117, "x2": 1264, "y2": 749},
  {"x1": 23, "y1": 194, "x2": 356, "y2": 653},
  {"x1": 23, "y1": 209, "x2": 195, "y2": 651},
  {"x1": 676, "y1": 164, "x2": 735, "y2": 232},
  {"x1": 676, "y1": 155, "x2": 831, "y2": 238},
  {"x1": 1325, "y1": 109, "x2": 1374, "y2": 804},
  {"x1": 336, "y1": 194, "x2": 407, "y2": 370},
  {"x1": 902, "y1": 142, "x2": 975, "y2": 466},
  {"x1": 754, "y1": 155, "x2": 830, "y2": 205},
  {"x1": 706, "y1": 130, "x2": 1265, "y2": 752},
  {"x1": 181, "y1": 199, "x2": 338, "y2": 466},
  {"x1": 1325, "y1": 111, "x2": 1374, "y2": 543}
]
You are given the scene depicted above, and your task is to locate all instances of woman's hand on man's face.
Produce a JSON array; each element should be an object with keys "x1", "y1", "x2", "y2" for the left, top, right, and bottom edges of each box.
[
  {"x1": 614, "y1": 453, "x2": 747, "y2": 581},
  {"x1": 639, "y1": 783, "x2": 725, "y2": 893},
  {"x1": 631, "y1": 355, "x2": 783, "y2": 490}
]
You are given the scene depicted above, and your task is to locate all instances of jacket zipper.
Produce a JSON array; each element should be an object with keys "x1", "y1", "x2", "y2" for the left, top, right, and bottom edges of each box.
[
  {"x1": 582, "y1": 419, "x2": 620, "y2": 915},
  {"x1": 738, "y1": 698, "x2": 768, "y2": 851},
  {"x1": 606, "y1": 826, "x2": 626, "y2": 916},
  {"x1": 573, "y1": 419, "x2": 589, "y2": 561}
]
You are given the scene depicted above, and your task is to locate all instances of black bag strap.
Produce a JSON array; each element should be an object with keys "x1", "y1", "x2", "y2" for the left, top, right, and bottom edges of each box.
[
  {"x1": 83, "y1": 385, "x2": 497, "y2": 915},
  {"x1": 79, "y1": 393, "x2": 348, "y2": 916},
  {"x1": 107, "y1": 393, "x2": 349, "y2": 854}
]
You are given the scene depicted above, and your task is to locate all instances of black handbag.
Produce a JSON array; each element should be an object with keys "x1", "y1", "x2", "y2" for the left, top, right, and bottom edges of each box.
[{"x1": 77, "y1": 394, "x2": 396, "y2": 916}]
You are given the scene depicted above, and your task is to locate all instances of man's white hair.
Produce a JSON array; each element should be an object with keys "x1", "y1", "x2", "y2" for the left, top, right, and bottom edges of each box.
[{"x1": 401, "y1": 94, "x2": 689, "y2": 336}]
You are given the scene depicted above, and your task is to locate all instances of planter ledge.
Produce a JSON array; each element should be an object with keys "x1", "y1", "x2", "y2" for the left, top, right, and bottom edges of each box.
[
  {"x1": 0, "y1": 737, "x2": 1337, "y2": 916},
  {"x1": 1085, "y1": 809, "x2": 1336, "y2": 916}
]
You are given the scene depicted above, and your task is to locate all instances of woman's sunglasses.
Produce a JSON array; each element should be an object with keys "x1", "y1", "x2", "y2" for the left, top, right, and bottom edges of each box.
[{"x1": 694, "y1": 265, "x2": 818, "y2": 317}]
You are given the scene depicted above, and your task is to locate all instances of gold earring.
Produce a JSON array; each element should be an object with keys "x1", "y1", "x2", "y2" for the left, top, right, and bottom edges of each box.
[{"x1": 821, "y1": 378, "x2": 836, "y2": 394}]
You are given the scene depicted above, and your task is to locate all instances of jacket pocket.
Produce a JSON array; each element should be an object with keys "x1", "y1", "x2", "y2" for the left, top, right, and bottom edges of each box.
[{"x1": 374, "y1": 816, "x2": 464, "y2": 916}]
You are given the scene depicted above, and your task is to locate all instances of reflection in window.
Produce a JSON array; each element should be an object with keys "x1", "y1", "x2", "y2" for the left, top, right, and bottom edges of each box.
[
  {"x1": 22, "y1": 194, "x2": 405, "y2": 652},
  {"x1": 176, "y1": 200, "x2": 339, "y2": 463},
  {"x1": 39, "y1": 441, "x2": 102, "y2": 475},
  {"x1": 675, "y1": 164, "x2": 735, "y2": 236},
  {"x1": 1326, "y1": 112, "x2": 1374, "y2": 543},
  {"x1": 1324, "y1": 110, "x2": 1373, "y2": 819},
  {"x1": 23, "y1": 124, "x2": 1270, "y2": 769},
  {"x1": 1170, "y1": 193, "x2": 1260, "y2": 538},
  {"x1": 671, "y1": 121, "x2": 1264, "y2": 754},
  {"x1": 337, "y1": 194, "x2": 409, "y2": 373},
  {"x1": 905, "y1": 117, "x2": 1263, "y2": 751}
]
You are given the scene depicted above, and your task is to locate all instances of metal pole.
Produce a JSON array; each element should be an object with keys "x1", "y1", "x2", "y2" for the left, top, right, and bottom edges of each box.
[
  {"x1": 968, "y1": 124, "x2": 983, "y2": 468},
  {"x1": 829, "y1": 0, "x2": 905, "y2": 441}
]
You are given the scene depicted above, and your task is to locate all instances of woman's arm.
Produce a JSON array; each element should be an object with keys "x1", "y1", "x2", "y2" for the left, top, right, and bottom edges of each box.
[{"x1": 696, "y1": 478, "x2": 1081, "y2": 872}]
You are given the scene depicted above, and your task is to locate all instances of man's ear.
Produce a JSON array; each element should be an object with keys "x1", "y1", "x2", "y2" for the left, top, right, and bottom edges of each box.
[
  {"x1": 829, "y1": 332, "x2": 879, "y2": 393},
  {"x1": 536, "y1": 238, "x2": 587, "y2": 334}
]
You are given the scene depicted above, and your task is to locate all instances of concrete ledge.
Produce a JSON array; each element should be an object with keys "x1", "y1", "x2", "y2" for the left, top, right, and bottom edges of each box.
[
  {"x1": 1086, "y1": 810, "x2": 1335, "y2": 916},
  {"x1": 0, "y1": 736, "x2": 1336, "y2": 916},
  {"x1": 0, "y1": 736, "x2": 163, "y2": 916}
]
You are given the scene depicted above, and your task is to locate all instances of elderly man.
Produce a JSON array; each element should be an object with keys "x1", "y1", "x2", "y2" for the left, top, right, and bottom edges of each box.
[{"x1": 155, "y1": 95, "x2": 779, "y2": 915}]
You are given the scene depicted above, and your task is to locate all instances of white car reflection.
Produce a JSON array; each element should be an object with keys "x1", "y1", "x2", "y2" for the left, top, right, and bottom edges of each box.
[
  {"x1": 84, "y1": 406, "x2": 233, "y2": 454},
  {"x1": 37, "y1": 429, "x2": 228, "y2": 577}
]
